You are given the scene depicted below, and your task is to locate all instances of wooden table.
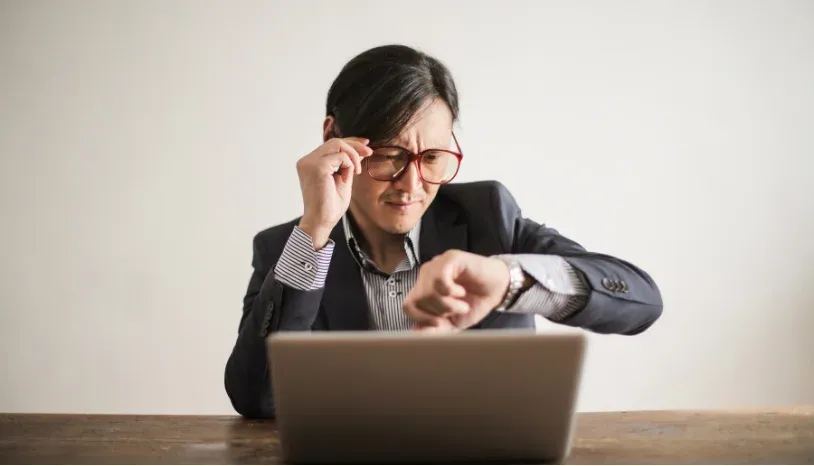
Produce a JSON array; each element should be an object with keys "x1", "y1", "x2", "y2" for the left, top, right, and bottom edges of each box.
[{"x1": 1, "y1": 408, "x2": 813, "y2": 464}]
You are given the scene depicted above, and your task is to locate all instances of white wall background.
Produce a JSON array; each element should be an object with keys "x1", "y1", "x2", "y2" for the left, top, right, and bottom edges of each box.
[{"x1": 1, "y1": 0, "x2": 813, "y2": 415}]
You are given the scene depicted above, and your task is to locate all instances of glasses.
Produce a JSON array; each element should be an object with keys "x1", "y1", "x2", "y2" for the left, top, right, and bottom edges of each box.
[{"x1": 366, "y1": 133, "x2": 463, "y2": 184}]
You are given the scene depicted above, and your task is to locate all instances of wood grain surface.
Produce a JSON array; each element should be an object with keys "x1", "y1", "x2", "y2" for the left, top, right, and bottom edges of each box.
[{"x1": 1, "y1": 407, "x2": 813, "y2": 464}]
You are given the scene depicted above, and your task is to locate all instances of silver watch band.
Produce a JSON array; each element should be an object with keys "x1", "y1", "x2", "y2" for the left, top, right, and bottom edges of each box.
[{"x1": 495, "y1": 258, "x2": 525, "y2": 311}]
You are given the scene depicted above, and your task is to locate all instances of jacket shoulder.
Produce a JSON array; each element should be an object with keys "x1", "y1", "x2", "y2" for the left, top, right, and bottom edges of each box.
[
  {"x1": 437, "y1": 180, "x2": 521, "y2": 218},
  {"x1": 436, "y1": 180, "x2": 523, "y2": 253}
]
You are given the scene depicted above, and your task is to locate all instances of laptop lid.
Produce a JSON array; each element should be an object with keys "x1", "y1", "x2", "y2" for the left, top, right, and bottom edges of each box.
[{"x1": 268, "y1": 329, "x2": 587, "y2": 463}]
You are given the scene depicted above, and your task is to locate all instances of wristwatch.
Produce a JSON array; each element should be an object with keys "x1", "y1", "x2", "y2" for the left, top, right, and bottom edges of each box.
[{"x1": 494, "y1": 258, "x2": 526, "y2": 311}]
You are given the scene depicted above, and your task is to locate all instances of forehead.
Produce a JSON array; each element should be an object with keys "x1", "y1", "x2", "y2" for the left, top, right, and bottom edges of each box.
[{"x1": 388, "y1": 100, "x2": 453, "y2": 147}]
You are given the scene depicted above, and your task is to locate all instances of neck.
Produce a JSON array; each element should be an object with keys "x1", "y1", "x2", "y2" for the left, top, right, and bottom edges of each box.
[{"x1": 348, "y1": 207, "x2": 408, "y2": 274}]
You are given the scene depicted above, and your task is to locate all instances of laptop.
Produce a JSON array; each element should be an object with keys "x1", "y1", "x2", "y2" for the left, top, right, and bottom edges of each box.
[{"x1": 268, "y1": 329, "x2": 587, "y2": 463}]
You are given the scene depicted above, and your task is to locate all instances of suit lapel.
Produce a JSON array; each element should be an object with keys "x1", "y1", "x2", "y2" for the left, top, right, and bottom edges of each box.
[
  {"x1": 419, "y1": 199, "x2": 468, "y2": 264},
  {"x1": 322, "y1": 224, "x2": 370, "y2": 330}
]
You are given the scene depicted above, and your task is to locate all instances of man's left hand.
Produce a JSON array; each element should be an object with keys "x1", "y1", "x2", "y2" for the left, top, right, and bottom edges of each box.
[{"x1": 403, "y1": 250, "x2": 511, "y2": 331}]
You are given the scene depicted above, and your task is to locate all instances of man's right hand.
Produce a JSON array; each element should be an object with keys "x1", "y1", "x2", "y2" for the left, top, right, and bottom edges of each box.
[{"x1": 296, "y1": 137, "x2": 372, "y2": 249}]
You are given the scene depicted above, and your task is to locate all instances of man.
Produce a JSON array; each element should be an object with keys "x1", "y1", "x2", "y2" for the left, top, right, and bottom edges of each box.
[{"x1": 225, "y1": 44, "x2": 663, "y2": 418}]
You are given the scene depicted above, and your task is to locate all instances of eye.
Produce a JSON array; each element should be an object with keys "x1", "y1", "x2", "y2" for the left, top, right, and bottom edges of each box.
[
  {"x1": 423, "y1": 151, "x2": 447, "y2": 163},
  {"x1": 370, "y1": 148, "x2": 407, "y2": 164}
]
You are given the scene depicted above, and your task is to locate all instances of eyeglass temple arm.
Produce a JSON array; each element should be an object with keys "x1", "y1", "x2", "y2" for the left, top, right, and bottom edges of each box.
[{"x1": 452, "y1": 131, "x2": 463, "y2": 156}]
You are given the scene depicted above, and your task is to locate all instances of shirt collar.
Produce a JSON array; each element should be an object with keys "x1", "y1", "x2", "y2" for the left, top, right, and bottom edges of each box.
[{"x1": 342, "y1": 213, "x2": 421, "y2": 272}]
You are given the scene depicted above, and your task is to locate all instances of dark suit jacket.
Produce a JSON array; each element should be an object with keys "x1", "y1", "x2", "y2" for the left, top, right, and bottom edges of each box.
[{"x1": 224, "y1": 180, "x2": 663, "y2": 418}]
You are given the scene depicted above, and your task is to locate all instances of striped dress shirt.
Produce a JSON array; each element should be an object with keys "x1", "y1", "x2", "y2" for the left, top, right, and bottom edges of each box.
[{"x1": 273, "y1": 215, "x2": 589, "y2": 330}]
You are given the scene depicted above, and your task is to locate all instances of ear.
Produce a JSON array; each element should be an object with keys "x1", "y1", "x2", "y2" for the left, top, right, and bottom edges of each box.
[{"x1": 323, "y1": 116, "x2": 335, "y2": 142}]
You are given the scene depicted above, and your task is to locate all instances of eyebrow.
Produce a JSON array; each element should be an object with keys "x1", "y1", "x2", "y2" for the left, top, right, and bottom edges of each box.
[{"x1": 376, "y1": 139, "x2": 446, "y2": 149}]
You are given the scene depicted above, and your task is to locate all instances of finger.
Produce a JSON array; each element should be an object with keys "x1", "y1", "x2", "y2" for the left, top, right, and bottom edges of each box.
[
  {"x1": 403, "y1": 300, "x2": 445, "y2": 326},
  {"x1": 343, "y1": 138, "x2": 372, "y2": 153},
  {"x1": 341, "y1": 141, "x2": 366, "y2": 175},
  {"x1": 433, "y1": 266, "x2": 466, "y2": 298},
  {"x1": 449, "y1": 311, "x2": 484, "y2": 330},
  {"x1": 335, "y1": 152, "x2": 355, "y2": 183},
  {"x1": 335, "y1": 140, "x2": 364, "y2": 175},
  {"x1": 328, "y1": 139, "x2": 368, "y2": 175},
  {"x1": 412, "y1": 322, "x2": 439, "y2": 333},
  {"x1": 343, "y1": 137, "x2": 371, "y2": 150},
  {"x1": 343, "y1": 139, "x2": 374, "y2": 167},
  {"x1": 319, "y1": 139, "x2": 361, "y2": 175},
  {"x1": 322, "y1": 152, "x2": 354, "y2": 172},
  {"x1": 416, "y1": 295, "x2": 470, "y2": 317},
  {"x1": 412, "y1": 322, "x2": 456, "y2": 334},
  {"x1": 322, "y1": 152, "x2": 354, "y2": 182}
]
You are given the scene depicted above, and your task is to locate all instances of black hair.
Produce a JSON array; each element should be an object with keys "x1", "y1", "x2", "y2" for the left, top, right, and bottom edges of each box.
[{"x1": 325, "y1": 44, "x2": 459, "y2": 143}]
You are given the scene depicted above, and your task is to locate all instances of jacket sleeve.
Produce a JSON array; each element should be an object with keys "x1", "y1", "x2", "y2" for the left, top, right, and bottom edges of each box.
[
  {"x1": 491, "y1": 181, "x2": 663, "y2": 335},
  {"x1": 224, "y1": 231, "x2": 326, "y2": 418}
]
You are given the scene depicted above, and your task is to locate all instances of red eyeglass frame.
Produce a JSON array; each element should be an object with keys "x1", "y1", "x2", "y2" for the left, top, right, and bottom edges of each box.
[{"x1": 365, "y1": 132, "x2": 464, "y2": 185}]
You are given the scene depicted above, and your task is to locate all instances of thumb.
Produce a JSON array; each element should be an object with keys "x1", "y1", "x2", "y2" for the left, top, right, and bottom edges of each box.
[
  {"x1": 413, "y1": 320, "x2": 457, "y2": 333},
  {"x1": 435, "y1": 262, "x2": 466, "y2": 298},
  {"x1": 332, "y1": 160, "x2": 355, "y2": 187}
]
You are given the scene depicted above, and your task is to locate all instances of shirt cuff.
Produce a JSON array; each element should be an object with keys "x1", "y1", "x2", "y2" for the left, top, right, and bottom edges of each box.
[
  {"x1": 495, "y1": 254, "x2": 590, "y2": 320},
  {"x1": 273, "y1": 226, "x2": 335, "y2": 290}
]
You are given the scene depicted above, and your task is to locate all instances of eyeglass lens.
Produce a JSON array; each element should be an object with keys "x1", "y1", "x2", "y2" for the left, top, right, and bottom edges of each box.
[{"x1": 367, "y1": 148, "x2": 459, "y2": 183}]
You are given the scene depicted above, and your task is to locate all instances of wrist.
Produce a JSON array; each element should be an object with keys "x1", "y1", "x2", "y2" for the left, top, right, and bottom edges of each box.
[
  {"x1": 491, "y1": 257, "x2": 511, "y2": 295},
  {"x1": 297, "y1": 219, "x2": 332, "y2": 250}
]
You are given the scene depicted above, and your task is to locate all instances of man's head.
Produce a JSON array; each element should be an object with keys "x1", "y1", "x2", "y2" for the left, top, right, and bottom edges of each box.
[{"x1": 323, "y1": 45, "x2": 460, "y2": 236}]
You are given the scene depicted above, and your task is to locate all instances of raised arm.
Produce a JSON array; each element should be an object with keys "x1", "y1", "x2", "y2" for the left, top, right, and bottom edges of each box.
[{"x1": 497, "y1": 182, "x2": 663, "y2": 334}]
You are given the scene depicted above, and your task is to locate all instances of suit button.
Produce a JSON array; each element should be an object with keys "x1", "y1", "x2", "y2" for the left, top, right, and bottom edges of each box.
[
  {"x1": 260, "y1": 302, "x2": 274, "y2": 337},
  {"x1": 263, "y1": 303, "x2": 273, "y2": 324},
  {"x1": 602, "y1": 278, "x2": 615, "y2": 291}
]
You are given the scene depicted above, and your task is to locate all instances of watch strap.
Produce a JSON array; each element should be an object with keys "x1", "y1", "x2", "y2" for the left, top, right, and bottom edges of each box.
[{"x1": 495, "y1": 258, "x2": 525, "y2": 311}]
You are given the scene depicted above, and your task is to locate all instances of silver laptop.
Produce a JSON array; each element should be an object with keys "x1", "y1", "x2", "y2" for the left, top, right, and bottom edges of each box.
[{"x1": 268, "y1": 329, "x2": 587, "y2": 463}]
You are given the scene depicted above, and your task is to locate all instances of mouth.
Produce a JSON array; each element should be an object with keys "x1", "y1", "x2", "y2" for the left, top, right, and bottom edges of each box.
[{"x1": 384, "y1": 200, "x2": 420, "y2": 212}]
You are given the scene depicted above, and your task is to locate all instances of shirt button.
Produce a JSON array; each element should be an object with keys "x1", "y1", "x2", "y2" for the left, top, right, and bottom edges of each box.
[
  {"x1": 303, "y1": 263, "x2": 313, "y2": 272},
  {"x1": 387, "y1": 278, "x2": 396, "y2": 286},
  {"x1": 388, "y1": 290, "x2": 398, "y2": 298}
]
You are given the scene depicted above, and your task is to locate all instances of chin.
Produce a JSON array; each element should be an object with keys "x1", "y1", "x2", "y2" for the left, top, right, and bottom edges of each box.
[
  {"x1": 378, "y1": 211, "x2": 423, "y2": 235},
  {"x1": 379, "y1": 219, "x2": 418, "y2": 235}
]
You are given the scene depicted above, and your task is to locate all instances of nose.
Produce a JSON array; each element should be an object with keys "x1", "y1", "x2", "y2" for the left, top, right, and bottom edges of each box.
[{"x1": 391, "y1": 158, "x2": 423, "y2": 194}]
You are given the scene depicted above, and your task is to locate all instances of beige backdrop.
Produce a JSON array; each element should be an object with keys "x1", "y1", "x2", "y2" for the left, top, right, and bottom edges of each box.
[{"x1": 1, "y1": 0, "x2": 813, "y2": 414}]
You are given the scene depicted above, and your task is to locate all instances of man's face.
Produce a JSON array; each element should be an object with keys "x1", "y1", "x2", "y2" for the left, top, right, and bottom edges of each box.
[{"x1": 349, "y1": 100, "x2": 454, "y2": 235}]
